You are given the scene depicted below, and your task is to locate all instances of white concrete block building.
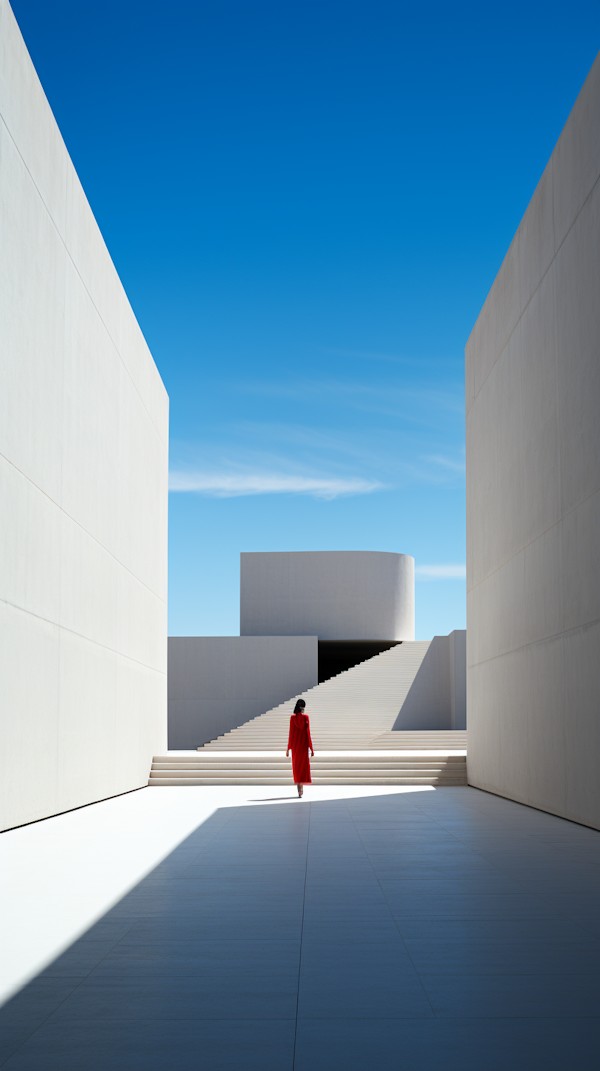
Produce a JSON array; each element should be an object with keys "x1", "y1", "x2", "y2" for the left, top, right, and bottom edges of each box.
[
  {"x1": 168, "y1": 551, "x2": 466, "y2": 748},
  {"x1": 170, "y1": 551, "x2": 417, "y2": 747},
  {"x1": 0, "y1": 0, "x2": 169, "y2": 831}
]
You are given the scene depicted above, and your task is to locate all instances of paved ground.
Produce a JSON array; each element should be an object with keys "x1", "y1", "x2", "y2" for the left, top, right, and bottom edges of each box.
[{"x1": 1, "y1": 783, "x2": 599, "y2": 1069}]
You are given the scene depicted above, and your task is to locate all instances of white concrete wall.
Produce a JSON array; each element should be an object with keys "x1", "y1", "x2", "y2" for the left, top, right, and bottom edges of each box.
[
  {"x1": 466, "y1": 53, "x2": 600, "y2": 828},
  {"x1": 0, "y1": 1, "x2": 169, "y2": 831},
  {"x1": 393, "y1": 633, "x2": 466, "y2": 731},
  {"x1": 448, "y1": 630, "x2": 467, "y2": 731},
  {"x1": 168, "y1": 636, "x2": 318, "y2": 748},
  {"x1": 240, "y1": 551, "x2": 415, "y2": 641}
]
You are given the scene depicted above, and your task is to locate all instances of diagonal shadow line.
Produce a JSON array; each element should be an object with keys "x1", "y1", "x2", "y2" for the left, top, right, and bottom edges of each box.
[
  {"x1": 3, "y1": 784, "x2": 560, "y2": 1068},
  {"x1": 0, "y1": 796, "x2": 316, "y2": 1067},
  {"x1": 0, "y1": 804, "x2": 244, "y2": 1064}
]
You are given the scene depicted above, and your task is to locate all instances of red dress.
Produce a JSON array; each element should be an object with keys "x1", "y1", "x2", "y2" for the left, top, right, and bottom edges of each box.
[{"x1": 287, "y1": 712, "x2": 314, "y2": 784}]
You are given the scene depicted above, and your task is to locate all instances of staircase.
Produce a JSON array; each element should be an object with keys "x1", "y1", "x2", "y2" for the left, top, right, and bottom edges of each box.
[
  {"x1": 149, "y1": 641, "x2": 467, "y2": 787},
  {"x1": 200, "y1": 641, "x2": 463, "y2": 751},
  {"x1": 148, "y1": 749, "x2": 467, "y2": 786}
]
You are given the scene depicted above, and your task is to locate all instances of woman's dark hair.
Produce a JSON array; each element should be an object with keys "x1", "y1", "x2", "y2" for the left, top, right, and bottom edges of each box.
[{"x1": 293, "y1": 699, "x2": 306, "y2": 714}]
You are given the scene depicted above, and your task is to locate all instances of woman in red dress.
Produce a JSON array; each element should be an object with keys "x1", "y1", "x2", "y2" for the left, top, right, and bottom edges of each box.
[{"x1": 286, "y1": 699, "x2": 314, "y2": 798}]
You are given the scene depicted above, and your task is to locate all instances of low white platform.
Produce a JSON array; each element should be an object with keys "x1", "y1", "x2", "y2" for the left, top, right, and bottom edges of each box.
[
  {"x1": 162, "y1": 750, "x2": 468, "y2": 758},
  {"x1": 148, "y1": 749, "x2": 468, "y2": 786}
]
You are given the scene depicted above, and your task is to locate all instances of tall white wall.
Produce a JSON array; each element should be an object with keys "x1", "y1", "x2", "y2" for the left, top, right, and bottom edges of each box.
[
  {"x1": 168, "y1": 637, "x2": 318, "y2": 748},
  {"x1": 448, "y1": 630, "x2": 466, "y2": 731},
  {"x1": 0, "y1": 1, "x2": 169, "y2": 831},
  {"x1": 240, "y1": 551, "x2": 415, "y2": 641},
  {"x1": 466, "y1": 54, "x2": 600, "y2": 828},
  {"x1": 393, "y1": 633, "x2": 466, "y2": 731}
]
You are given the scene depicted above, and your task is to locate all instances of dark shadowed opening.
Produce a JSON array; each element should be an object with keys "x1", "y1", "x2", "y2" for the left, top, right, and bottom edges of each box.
[{"x1": 317, "y1": 641, "x2": 400, "y2": 683}]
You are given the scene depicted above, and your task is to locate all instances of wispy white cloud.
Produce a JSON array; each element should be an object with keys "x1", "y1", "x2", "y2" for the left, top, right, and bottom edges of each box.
[
  {"x1": 416, "y1": 564, "x2": 466, "y2": 580},
  {"x1": 319, "y1": 351, "x2": 450, "y2": 372},
  {"x1": 422, "y1": 454, "x2": 465, "y2": 474},
  {"x1": 169, "y1": 470, "x2": 384, "y2": 499},
  {"x1": 169, "y1": 424, "x2": 465, "y2": 495},
  {"x1": 319, "y1": 346, "x2": 414, "y2": 365},
  {"x1": 236, "y1": 378, "x2": 465, "y2": 419}
]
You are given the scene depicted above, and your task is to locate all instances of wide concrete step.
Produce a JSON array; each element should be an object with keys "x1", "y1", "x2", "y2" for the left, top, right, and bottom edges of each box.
[
  {"x1": 152, "y1": 758, "x2": 467, "y2": 766},
  {"x1": 201, "y1": 735, "x2": 468, "y2": 751},
  {"x1": 150, "y1": 777, "x2": 467, "y2": 784},
  {"x1": 151, "y1": 752, "x2": 467, "y2": 762},
  {"x1": 148, "y1": 750, "x2": 467, "y2": 786},
  {"x1": 149, "y1": 778, "x2": 467, "y2": 786},
  {"x1": 150, "y1": 767, "x2": 465, "y2": 776}
]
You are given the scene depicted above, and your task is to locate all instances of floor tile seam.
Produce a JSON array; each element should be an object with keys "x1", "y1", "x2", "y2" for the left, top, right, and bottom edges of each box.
[
  {"x1": 294, "y1": 1013, "x2": 600, "y2": 1021},
  {"x1": 292, "y1": 800, "x2": 311, "y2": 1071},
  {"x1": 105, "y1": 915, "x2": 306, "y2": 921},
  {"x1": 562, "y1": 919, "x2": 600, "y2": 941},
  {"x1": 401, "y1": 936, "x2": 600, "y2": 947},
  {"x1": 116, "y1": 891, "x2": 307, "y2": 899},
  {"x1": 126, "y1": 865, "x2": 332, "y2": 873},
  {"x1": 408, "y1": 797, "x2": 512, "y2": 862},
  {"x1": 43, "y1": 1013, "x2": 441, "y2": 1022},
  {"x1": 0, "y1": 915, "x2": 146, "y2": 1064},
  {"x1": 387, "y1": 910, "x2": 568, "y2": 918},
  {"x1": 78, "y1": 967, "x2": 303, "y2": 978},
  {"x1": 374, "y1": 888, "x2": 566, "y2": 898},
  {"x1": 462, "y1": 864, "x2": 600, "y2": 918},
  {"x1": 57, "y1": 917, "x2": 142, "y2": 983},
  {"x1": 14, "y1": 1013, "x2": 600, "y2": 1023},
  {"x1": 42, "y1": 1014, "x2": 301, "y2": 1023},
  {"x1": 66, "y1": 978, "x2": 304, "y2": 987},
  {"x1": 74, "y1": 957, "x2": 305, "y2": 970},
  {"x1": 346, "y1": 805, "x2": 438, "y2": 1020},
  {"x1": 106, "y1": 909, "x2": 568, "y2": 918},
  {"x1": 16, "y1": 805, "x2": 249, "y2": 1042},
  {"x1": 0, "y1": 978, "x2": 87, "y2": 1063},
  {"x1": 109, "y1": 937, "x2": 304, "y2": 943},
  {"x1": 408, "y1": 797, "x2": 565, "y2": 896},
  {"x1": 107, "y1": 890, "x2": 308, "y2": 899},
  {"x1": 391, "y1": 968, "x2": 600, "y2": 977},
  {"x1": 107, "y1": 930, "x2": 593, "y2": 944},
  {"x1": 176, "y1": 807, "x2": 245, "y2": 876},
  {"x1": 180, "y1": 862, "x2": 309, "y2": 866}
]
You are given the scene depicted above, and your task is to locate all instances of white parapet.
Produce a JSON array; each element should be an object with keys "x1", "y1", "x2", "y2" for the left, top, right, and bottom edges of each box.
[{"x1": 240, "y1": 551, "x2": 415, "y2": 641}]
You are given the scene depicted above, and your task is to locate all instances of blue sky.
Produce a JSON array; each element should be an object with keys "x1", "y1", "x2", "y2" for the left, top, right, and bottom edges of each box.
[{"x1": 12, "y1": 0, "x2": 599, "y2": 638}]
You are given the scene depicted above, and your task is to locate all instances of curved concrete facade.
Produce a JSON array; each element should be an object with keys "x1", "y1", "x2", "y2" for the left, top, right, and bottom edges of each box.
[{"x1": 240, "y1": 551, "x2": 415, "y2": 641}]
